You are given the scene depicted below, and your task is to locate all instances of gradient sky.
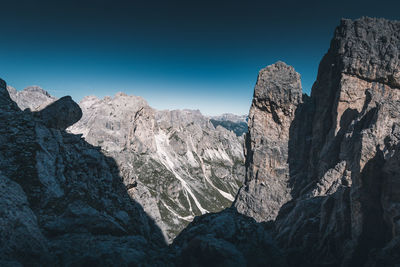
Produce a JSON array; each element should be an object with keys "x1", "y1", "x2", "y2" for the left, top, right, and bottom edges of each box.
[{"x1": 0, "y1": 0, "x2": 399, "y2": 115}]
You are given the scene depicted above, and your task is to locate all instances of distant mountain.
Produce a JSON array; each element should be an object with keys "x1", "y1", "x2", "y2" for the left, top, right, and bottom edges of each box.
[
  {"x1": 208, "y1": 113, "x2": 248, "y2": 137},
  {"x1": 7, "y1": 86, "x2": 245, "y2": 242},
  {"x1": 69, "y1": 94, "x2": 245, "y2": 241},
  {"x1": 7, "y1": 85, "x2": 56, "y2": 111}
]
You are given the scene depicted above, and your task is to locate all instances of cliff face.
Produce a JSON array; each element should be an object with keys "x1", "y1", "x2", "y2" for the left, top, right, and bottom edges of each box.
[
  {"x1": 234, "y1": 61, "x2": 303, "y2": 222},
  {"x1": 175, "y1": 17, "x2": 400, "y2": 266},
  {"x1": 274, "y1": 17, "x2": 400, "y2": 266}
]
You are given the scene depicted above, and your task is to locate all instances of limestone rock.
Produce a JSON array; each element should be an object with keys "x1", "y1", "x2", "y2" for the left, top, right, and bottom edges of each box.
[
  {"x1": 171, "y1": 208, "x2": 286, "y2": 267},
  {"x1": 69, "y1": 93, "x2": 245, "y2": 242},
  {"x1": 36, "y1": 96, "x2": 82, "y2": 130},
  {"x1": 7, "y1": 85, "x2": 56, "y2": 111},
  {"x1": 234, "y1": 61, "x2": 303, "y2": 222}
]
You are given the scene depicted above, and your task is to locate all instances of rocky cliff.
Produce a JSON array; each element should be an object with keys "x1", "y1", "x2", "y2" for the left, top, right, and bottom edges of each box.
[
  {"x1": 68, "y1": 94, "x2": 245, "y2": 242},
  {"x1": 173, "y1": 17, "x2": 400, "y2": 266},
  {"x1": 234, "y1": 61, "x2": 304, "y2": 222},
  {"x1": 0, "y1": 80, "x2": 171, "y2": 265}
]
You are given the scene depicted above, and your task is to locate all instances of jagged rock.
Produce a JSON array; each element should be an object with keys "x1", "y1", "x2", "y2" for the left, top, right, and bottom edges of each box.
[
  {"x1": 69, "y1": 93, "x2": 245, "y2": 242},
  {"x1": 234, "y1": 61, "x2": 303, "y2": 222},
  {"x1": 178, "y1": 17, "x2": 400, "y2": 266},
  {"x1": 7, "y1": 85, "x2": 56, "y2": 111},
  {"x1": 270, "y1": 17, "x2": 400, "y2": 266},
  {"x1": 2, "y1": 16, "x2": 400, "y2": 267},
  {"x1": 0, "y1": 80, "x2": 167, "y2": 265},
  {"x1": 36, "y1": 96, "x2": 82, "y2": 130}
]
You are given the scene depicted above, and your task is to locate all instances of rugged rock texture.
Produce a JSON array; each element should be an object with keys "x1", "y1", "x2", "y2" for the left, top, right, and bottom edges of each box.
[
  {"x1": 2, "y1": 16, "x2": 400, "y2": 267},
  {"x1": 176, "y1": 17, "x2": 400, "y2": 266},
  {"x1": 171, "y1": 208, "x2": 286, "y2": 267},
  {"x1": 68, "y1": 94, "x2": 245, "y2": 241},
  {"x1": 7, "y1": 85, "x2": 56, "y2": 111},
  {"x1": 36, "y1": 96, "x2": 82, "y2": 130},
  {"x1": 275, "y1": 17, "x2": 400, "y2": 267},
  {"x1": 234, "y1": 61, "x2": 303, "y2": 222},
  {"x1": 0, "y1": 80, "x2": 168, "y2": 265}
]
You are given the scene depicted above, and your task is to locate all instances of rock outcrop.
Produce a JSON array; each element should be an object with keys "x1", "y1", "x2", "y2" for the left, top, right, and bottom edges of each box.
[
  {"x1": 36, "y1": 96, "x2": 82, "y2": 130},
  {"x1": 0, "y1": 80, "x2": 168, "y2": 265},
  {"x1": 273, "y1": 17, "x2": 400, "y2": 266},
  {"x1": 234, "y1": 61, "x2": 303, "y2": 222},
  {"x1": 68, "y1": 94, "x2": 245, "y2": 242},
  {"x1": 176, "y1": 17, "x2": 400, "y2": 266}
]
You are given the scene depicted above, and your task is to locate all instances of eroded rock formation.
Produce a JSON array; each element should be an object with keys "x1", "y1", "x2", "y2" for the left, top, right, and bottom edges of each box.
[
  {"x1": 176, "y1": 17, "x2": 400, "y2": 266},
  {"x1": 234, "y1": 61, "x2": 303, "y2": 222}
]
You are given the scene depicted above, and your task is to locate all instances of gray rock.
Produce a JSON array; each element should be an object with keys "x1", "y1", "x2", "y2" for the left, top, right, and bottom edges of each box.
[
  {"x1": 36, "y1": 96, "x2": 82, "y2": 130},
  {"x1": 69, "y1": 93, "x2": 245, "y2": 242},
  {"x1": 234, "y1": 61, "x2": 303, "y2": 222},
  {"x1": 0, "y1": 82, "x2": 167, "y2": 265},
  {"x1": 172, "y1": 208, "x2": 286, "y2": 267},
  {"x1": 7, "y1": 85, "x2": 56, "y2": 111},
  {"x1": 178, "y1": 17, "x2": 400, "y2": 267}
]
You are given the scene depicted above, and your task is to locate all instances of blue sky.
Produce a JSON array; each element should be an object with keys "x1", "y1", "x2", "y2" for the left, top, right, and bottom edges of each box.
[{"x1": 0, "y1": 0, "x2": 399, "y2": 115}]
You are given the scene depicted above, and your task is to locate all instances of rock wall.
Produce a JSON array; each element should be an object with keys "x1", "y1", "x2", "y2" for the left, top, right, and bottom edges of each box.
[{"x1": 175, "y1": 17, "x2": 400, "y2": 266}]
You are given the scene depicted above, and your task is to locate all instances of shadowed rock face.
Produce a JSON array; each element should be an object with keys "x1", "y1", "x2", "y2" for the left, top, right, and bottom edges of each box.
[
  {"x1": 174, "y1": 17, "x2": 400, "y2": 266},
  {"x1": 36, "y1": 96, "x2": 82, "y2": 130},
  {"x1": 0, "y1": 81, "x2": 168, "y2": 265}
]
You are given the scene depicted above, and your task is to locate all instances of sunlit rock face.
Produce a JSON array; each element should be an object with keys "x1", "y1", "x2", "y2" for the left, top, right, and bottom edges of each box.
[
  {"x1": 68, "y1": 93, "x2": 245, "y2": 242},
  {"x1": 234, "y1": 61, "x2": 303, "y2": 222}
]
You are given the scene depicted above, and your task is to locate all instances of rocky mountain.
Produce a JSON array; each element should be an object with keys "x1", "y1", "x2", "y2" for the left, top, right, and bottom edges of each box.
[
  {"x1": 0, "y1": 79, "x2": 169, "y2": 266},
  {"x1": 209, "y1": 113, "x2": 248, "y2": 137},
  {"x1": 1, "y1": 16, "x2": 400, "y2": 267},
  {"x1": 6, "y1": 87, "x2": 245, "y2": 242},
  {"x1": 174, "y1": 17, "x2": 400, "y2": 266},
  {"x1": 7, "y1": 85, "x2": 56, "y2": 111},
  {"x1": 67, "y1": 94, "x2": 245, "y2": 242}
]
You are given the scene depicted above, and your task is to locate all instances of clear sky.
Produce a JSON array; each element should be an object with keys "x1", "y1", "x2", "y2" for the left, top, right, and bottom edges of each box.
[{"x1": 0, "y1": 0, "x2": 399, "y2": 115}]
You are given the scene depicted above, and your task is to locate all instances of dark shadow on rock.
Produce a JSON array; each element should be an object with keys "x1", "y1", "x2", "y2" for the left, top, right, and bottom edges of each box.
[
  {"x1": 287, "y1": 94, "x2": 314, "y2": 198},
  {"x1": 171, "y1": 207, "x2": 287, "y2": 267},
  {"x1": 0, "y1": 82, "x2": 167, "y2": 265}
]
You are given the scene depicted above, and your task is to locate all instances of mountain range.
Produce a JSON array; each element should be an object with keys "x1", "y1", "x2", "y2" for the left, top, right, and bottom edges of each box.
[{"x1": 1, "y1": 17, "x2": 399, "y2": 266}]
